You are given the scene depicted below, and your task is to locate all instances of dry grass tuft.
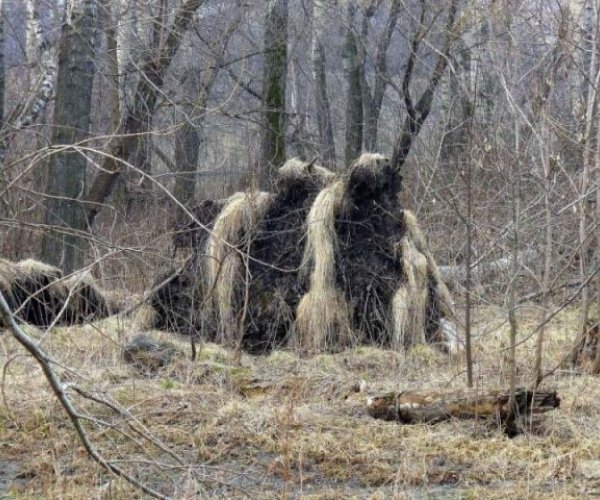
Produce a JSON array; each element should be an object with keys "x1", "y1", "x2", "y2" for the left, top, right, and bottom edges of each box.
[
  {"x1": 393, "y1": 210, "x2": 458, "y2": 350},
  {"x1": 405, "y1": 210, "x2": 454, "y2": 317},
  {"x1": 392, "y1": 237, "x2": 429, "y2": 349},
  {"x1": 275, "y1": 157, "x2": 336, "y2": 192},
  {"x1": 132, "y1": 302, "x2": 161, "y2": 330},
  {"x1": 15, "y1": 258, "x2": 63, "y2": 280}
]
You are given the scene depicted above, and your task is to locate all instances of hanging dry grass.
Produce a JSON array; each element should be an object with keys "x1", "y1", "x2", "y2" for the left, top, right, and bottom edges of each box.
[
  {"x1": 391, "y1": 237, "x2": 428, "y2": 349},
  {"x1": 402, "y1": 210, "x2": 457, "y2": 349},
  {"x1": 205, "y1": 190, "x2": 274, "y2": 345},
  {"x1": 391, "y1": 285, "x2": 408, "y2": 350},
  {"x1": 295, "y1": 180, "x2": 353, "y2": 352},
  {"x1": 404, "y1": 210, "x2": 454, "y2": 316}
]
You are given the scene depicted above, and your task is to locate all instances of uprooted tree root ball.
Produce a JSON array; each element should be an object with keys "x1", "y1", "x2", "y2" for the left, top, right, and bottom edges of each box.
[
  {"x1": 3, "y1": 155, "x2": 455, "y2": 354},
  {"x1": 243, "y1": 159, "x2": 338, "y2": 352},
  {"x1": 0, "y1": 258, "x2": 123, "y2": 327},
  {"x1": 295, "y1": 153, "x2": 455, "y2": 353},
  {"x1": 135, "y1": 154, "x2": 457, "y2": 355},
  {"x1": 134, "y1": 198, "x2": 226, "y2": 336}
]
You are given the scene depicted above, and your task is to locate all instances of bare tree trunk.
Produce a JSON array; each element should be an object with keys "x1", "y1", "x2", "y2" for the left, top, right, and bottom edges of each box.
[
  {"x1": 260, "y1": 0, "x2": 288, "y2": 186},
  {"x1": 311, "y1": 0, "x2": 335, "y2": 166},
  {"x1": 506, "y1": 117, "x2": 521, "y2": 422},
  {"x1": 172, "y1": 9, "x2": 240, "y2": 223},
  {"x1": 0, "y1": 0, "x2": 57, "y2": 163},
  {"x1": 343, "y1": 2, "x2": 362, "y2": 165},
  {"x1": 465, "y1": 147, "x2": 473, "y2": 388},
  {"x1": 99, "y1": 0, "x2": 121, "y2": 132},
  {"x1": 579, "y1": 3, "x2": 600, "y2": 344},
  {"x1": 173, "y1": 120, "x2": 200, "y2": 213},
  {"x1": 533, "y1": 120, "x2": 554, "y2": 388},
  {"x1": 41, "y1": 0, "x2": 96, "y2": 273},
  {"x1": 0, "y1": 0, "x2": 5, "y2": 218}
]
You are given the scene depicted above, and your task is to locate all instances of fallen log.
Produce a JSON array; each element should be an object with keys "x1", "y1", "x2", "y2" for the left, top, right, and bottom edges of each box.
[
  {"x1": 367, "y1": 387, "x2": 560, "y2": 433},
  {"x1": 439, "y1": 249, "x2": 536, "y2": 284}
]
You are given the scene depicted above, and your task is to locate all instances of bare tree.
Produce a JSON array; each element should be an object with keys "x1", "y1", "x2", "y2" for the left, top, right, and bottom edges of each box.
[
  {"x1": 172, "y1": 7, "x2": 242, "y2": 221},
  {"x1": 85, "y1": 0, "x2": 207, "y2": 225},
  {"x1": 41, "y1": 0, "x2": 97, "y2": 273},
  {"x1": 260, "y1": 0, "x2": 288, "y2": 185},
  {"x1": 390, "y1": 0, "x2": 459, "y2": 172},
  {"x1": 343, "y1": 1, "x2": 362, "y2": 165},
  {"x1": 0, "y1": 0, "x2": 4, "y2": 130},
  {"x1": 359, "y1": 0, "x2": 400, "y2": 152},
  {"x1": 311, "y1": 0, "x2": 335, "y2": 166}
]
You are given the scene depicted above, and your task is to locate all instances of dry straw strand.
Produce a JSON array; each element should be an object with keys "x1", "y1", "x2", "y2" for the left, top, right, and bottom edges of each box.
[
  {"x1": 295, "y1": 180, "x2": 352, "y2": 352},
  {"x1": 397, "y1": 210, "x2": 457, "y2": 350}
]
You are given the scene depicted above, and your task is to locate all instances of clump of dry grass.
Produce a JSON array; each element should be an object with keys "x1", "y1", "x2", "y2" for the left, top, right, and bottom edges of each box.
[
  {"x1": 398, "y1": 210, "x2": 457, "y2": 351},
  {"x1": 204, "y1": 190, "x2": 273, "y2": 344},
  {"x1": 295, "y1": 179, "x2": 353, "y2": 352},
  {"x1": 275, "y1": 157, "x2": 336, "y2": 192},
  {"x1": 404, "y1": 210, "x2": 455, "y2": 318},
  {"x1": 132, "y1": 302, "x2": 160, "y2": 330},
  {"x1": 391, "y1": 237, "x2": 428, "y2": 349}
]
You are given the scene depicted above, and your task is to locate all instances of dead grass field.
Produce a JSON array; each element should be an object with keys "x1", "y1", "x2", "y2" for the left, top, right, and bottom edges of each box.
[{"x1": 1, "y1": 304, "x2": 600, "y2": 499}]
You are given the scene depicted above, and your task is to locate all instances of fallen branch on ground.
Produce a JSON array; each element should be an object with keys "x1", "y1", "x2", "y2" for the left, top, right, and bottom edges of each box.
[{"x1": 367, "y1": 387, "x2": 560, "y2": 433}]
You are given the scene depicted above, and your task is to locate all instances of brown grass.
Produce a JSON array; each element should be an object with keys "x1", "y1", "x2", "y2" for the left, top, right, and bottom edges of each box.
[{"x1": 1, "y1": 304, "x2": 598, "y2": 498}]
